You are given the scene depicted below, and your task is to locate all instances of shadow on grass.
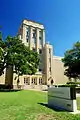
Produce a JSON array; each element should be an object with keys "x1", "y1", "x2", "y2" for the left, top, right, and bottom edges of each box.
[
  {"x1": 38, "y1": 103, "x2": 68, "y2": 112},
  {"x1": 0, "y1": 89, "x2": 22, "y2": 92}
]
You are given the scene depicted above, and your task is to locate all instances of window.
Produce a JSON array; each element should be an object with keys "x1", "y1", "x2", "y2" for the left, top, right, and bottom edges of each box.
[
  {"x1": 39, "y1": 78, "x2": 43, "y2": 85},
  {"x1": 33, "y1": 33, "x2": 36, "y2": 38},
  {"x1": 39, "y1": 36, "x2": 42, "y2": 40},
  {"x1": 31, "y1": 78, "x2": 37, "y2": 85},
  {"x1": 26, "y1": 27, "x2": 29, "y2": 37},
  {"x1": 26, "y1": 79, "x2": 28, "y2": 84},
  {"x1": 34, "y1": 78, "x2": 37, "y2": 85},
  {"x1": 33, "y1": 48, "x2": 36, "y2": 52},
  {"x1": 33, "y1": 38, "x2": 36, "y2": 44},
  {"x1": 39, "y1": 49, "x2": 42, "y2": 54},
  {"x1": 49, "y1": 48, "x2": 51, "y2": 53},
  {"x1": 32, "y1": 78, "x2": 34, "y2": 84},
  {"x1": 39, "y1": 68, "x2": 42, "y2": 72},
  {"x1": 39, "y1": 31, "x2": 42, "y2": 37},
  {"x1": 40, "y1": 58, "x2": 42, "y2": 63},
  {"x1": 26, "y1": 31, "x2": 29, "y2": 37},
  {"x1": 39, "y1": 31, "x2": 42, "y2": 45},
  {"x1": 24, "y1": 78, "x2": 26, "y2": 84},
  {"x1": 24, "y1": 78, "x2": 30, "y2": 85},
  {"x1": 49, "y1": 67, "x2": 51, "y2": 72},
  {"x1": 39, "y1": 39, "x2": 42, "y2": 45},
  {"x1": 32, "y1": 29, "x2": 36, "y2": 38},
  {"x1": 49, "y1": 58, "x2": 51, "y2": 63},
  {"x1": 26, "y1": 38, "x2": 29, "y2": 42}
]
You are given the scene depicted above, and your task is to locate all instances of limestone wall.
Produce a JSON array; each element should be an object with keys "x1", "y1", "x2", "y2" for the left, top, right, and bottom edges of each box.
[
  {"x1": 0, "y1": 73, "x2": 5, "y2": 84},
  {"x1": 52, "y1": 56, "x2": 68, "y2": 85}
]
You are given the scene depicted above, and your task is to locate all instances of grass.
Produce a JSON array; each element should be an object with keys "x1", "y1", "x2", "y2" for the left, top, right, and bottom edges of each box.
[
  {"x1": 77, "y1": 97, "x2": 80, "y2": 110},
  {"x1": 0, "y1": 90, "x2": 80, "y2": 120}
]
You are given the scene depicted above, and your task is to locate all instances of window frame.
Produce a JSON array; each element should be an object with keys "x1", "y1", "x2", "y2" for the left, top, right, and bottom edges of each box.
[{"x1": 39, "y1": 49, "x2": 42, "y2": 54}]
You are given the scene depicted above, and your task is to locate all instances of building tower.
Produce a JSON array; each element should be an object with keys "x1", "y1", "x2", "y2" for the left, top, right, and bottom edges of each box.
[
  {"x1": 16, "y1": 19, "x2": 47, "y2": 89},
  {"x1": 43, "y1": 42, "x2": 53, "y2": 85}
]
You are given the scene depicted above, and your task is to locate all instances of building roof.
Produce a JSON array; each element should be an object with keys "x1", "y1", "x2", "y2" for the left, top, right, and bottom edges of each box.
[
  {"x1": 53, "y1": 56, "x2": 63, "y2": 60},
  {"x1": 22, "y1": 18, "x2": 43, "y2": 26}
]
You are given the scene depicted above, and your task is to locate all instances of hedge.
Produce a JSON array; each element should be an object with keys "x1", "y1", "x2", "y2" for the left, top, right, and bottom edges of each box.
[
  {"x1": 66, "y1": 81, "x2": 80, "y2": 85},
  {"x1": 0, "y1": 84, "x2": 12, "y2": 89}
]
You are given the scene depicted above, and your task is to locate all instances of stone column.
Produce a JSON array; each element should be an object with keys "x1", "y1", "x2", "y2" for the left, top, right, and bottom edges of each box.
[
  {"x1": 42, "y1": 29, "x2": 45, "y2": 47},
  {"x1": 36, "y1": 28, "x2": 39, "y2": 53},
  {"x1": 29, "y1": 77, "x2": 32, "y2": 85},
  {"x1": 23, "y1": 24, "x2": 26, "y2": 45},
  {"x1": 37, "y1": 77, "x2": 39, "y2": 85},
  {"x1": 29, "y1": 27, "x2": 33, "y2": 50}
]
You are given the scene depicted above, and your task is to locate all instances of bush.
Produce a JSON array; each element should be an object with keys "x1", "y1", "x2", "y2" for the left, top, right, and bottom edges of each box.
[
  {"x1": 66, "y1": 81, "x2": 80, "y2": 87},
  {"x1": 57, "y1": 84, "x2": 76, "y2": 88},
  {"x1": 0, "y1": 84, "x2": 12, "y2": 89},
  {"x1": 66, "y1": 81, "x2": 80, "y2": 85},
  {"x1": 51, "y1": 84, "x2": 76, "y2": 88}
]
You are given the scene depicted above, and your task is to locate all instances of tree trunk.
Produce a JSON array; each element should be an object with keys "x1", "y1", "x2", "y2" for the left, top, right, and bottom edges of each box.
[{"x1": 17, "y1": 74, "x2": 20, "y2": 89}]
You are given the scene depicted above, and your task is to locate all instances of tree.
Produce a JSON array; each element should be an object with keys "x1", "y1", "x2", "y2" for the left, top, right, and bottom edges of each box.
[
  {"x1": 62, "y1": 41, "x2": 80, "y2": 80},
  {"x1": 0, "y1": 35, "x2": 40, "y2": 84},
  {"x1": 0, "y1": 32, "x2": 6, "y2": 76}
]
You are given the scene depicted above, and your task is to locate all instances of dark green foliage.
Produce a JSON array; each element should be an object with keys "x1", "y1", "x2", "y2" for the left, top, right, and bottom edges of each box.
[
  {"x1": 58, "y1": 84, "x2": 76, "y2": 87},
  {"x1": 62, "y1": 41, "x2": 80, "y2": 80},
  {"x1": 66, "y1": 81, "x2": 80, "y2": 85},
  {"x1": 0, "y1": 84, "x2": 12, "y2": 89},
  {"x1": 0, "y1": 34, "x2": 40, "y2": 78},
  {"x1": 0, "y1": 32, "x2": 6, "y2": 75}
]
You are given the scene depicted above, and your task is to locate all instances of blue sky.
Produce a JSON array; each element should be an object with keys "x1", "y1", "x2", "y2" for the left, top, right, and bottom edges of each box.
[{"x1": 0, "y1": 0, "x2": 80, "y2": 56}]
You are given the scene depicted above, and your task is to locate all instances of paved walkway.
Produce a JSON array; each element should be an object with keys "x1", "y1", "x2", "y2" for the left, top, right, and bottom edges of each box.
[
  {"x1": 26, "y1": 89, "x2": 80, "y2": 96},
  {"x1": 26, "y1": 89, "x2": 48, "y2": 92}
]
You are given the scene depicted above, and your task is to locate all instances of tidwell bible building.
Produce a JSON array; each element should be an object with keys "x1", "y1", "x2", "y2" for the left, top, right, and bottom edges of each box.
[{"x1": 0, "y1": 19, "x2": 68, "y2": 90}]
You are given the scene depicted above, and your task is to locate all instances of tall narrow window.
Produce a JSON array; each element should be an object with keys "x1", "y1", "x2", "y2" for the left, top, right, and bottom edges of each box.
[
  {"x1": 39, "y1": 49, "x2": 42, "y2": 54},
  {"x1": 39, "y1": 78, "x2": 43, "y2": 85},
  {"x1": 32, "y1": 29, "x2": 36, "y2": 44},
  {"x1": 49, "y1": 58, "x2": 51, "y2": 63},
  {"x1": 32, "y1": 47, "x2": 35, "y2": 52},
  {"x1": 39, "y1": 68, "x2": 42, "y2": 72},
  {"x1": 26, "y1": 27, "x2": 29, "y2": 37},
  {"x1": 24, "y1": 78, "x2": 26, "y2": 84},
  {"x1": 49, "y1": 67, "x2": 51, "y2": 72},
  {"x1": 39, "y1": 31, "x2": 42, "y2": 45},
  {"x1": 26, "y1": 38, "x2": 29, "y2": 43},
  {"x1": 26, "y1": 26, "x2": 29, "y2": 43},
  {"x1": 49, "y1": 48, "x2": 51, "y2": 54},
  {"x1": 39, "y1": 31, "x2": 42, "y2": 37},
  {"x1": 24, "y1": 78, "x2": 30, "y2": 85},
  {"x1": 39, "y1": 39, "x2": 42, "y2": 45},
  {"x1": 32, "y1": 78, "x2": 34, "y2": 84},
  {"x1": 33, "y1": 38, "x2": 36, "y2": 44},
  {"x1": 32, "y1": 29, "x2": 36, "y2": 38},
  {"x1": 31, "y1": 77, "x2": 37, "y2": 85}
]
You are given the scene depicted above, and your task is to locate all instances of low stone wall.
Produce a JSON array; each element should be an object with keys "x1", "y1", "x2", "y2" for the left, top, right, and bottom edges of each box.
[{"x1": 48, "y1": 86, "x2": 77, "y2": 112}]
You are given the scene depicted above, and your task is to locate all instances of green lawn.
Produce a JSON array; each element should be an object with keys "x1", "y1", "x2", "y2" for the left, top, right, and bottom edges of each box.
[
  {"x1": 77, "y1": 97, "x2": 80, "y2": 110},
  {"x1": 0, "y1": 90, "x2": 80, "y2": 120}
]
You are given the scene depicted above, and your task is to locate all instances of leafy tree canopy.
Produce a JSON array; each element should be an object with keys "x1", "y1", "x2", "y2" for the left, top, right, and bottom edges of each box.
[
  {"x1": 62, "y1": 41, "x2": 80, "y2": 80},
  {"x1": 0, "y1": 33, "x2": 40, "y2": 77}
]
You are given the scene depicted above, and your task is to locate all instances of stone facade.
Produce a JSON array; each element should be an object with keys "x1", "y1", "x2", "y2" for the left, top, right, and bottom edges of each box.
[{"x1": 0, "y1": 19, "x2": 69, "y2": 89}]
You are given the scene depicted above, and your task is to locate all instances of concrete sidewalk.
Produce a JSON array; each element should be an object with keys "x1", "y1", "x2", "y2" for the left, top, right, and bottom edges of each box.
[{"x1": 25, "y1": 89, "x2": 48, "y2": 92}]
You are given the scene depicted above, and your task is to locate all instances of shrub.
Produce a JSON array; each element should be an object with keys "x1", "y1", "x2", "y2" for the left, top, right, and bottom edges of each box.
[
  {"x1": 58, "y1": 84, "x2": 76, "y2": 88},
  {"x1": 0, "y1": 84, "x2": 12, "y2": 89},
  {"x1": 66, "y1": 81, "x2": 80, "y2": 85},
  {"x1": 51, "y1": 84, "x2": 76, "y2": 88}
]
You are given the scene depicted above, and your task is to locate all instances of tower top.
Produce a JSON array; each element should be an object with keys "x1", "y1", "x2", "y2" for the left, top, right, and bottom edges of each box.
[{"x1": 21, "y1": 19, "x2": 44, "y2": 29}]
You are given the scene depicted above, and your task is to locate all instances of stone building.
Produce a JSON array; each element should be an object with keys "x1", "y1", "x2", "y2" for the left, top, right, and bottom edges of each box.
[{"x1": 0, "y1": 19, "x2": 68, "y2": 89}]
